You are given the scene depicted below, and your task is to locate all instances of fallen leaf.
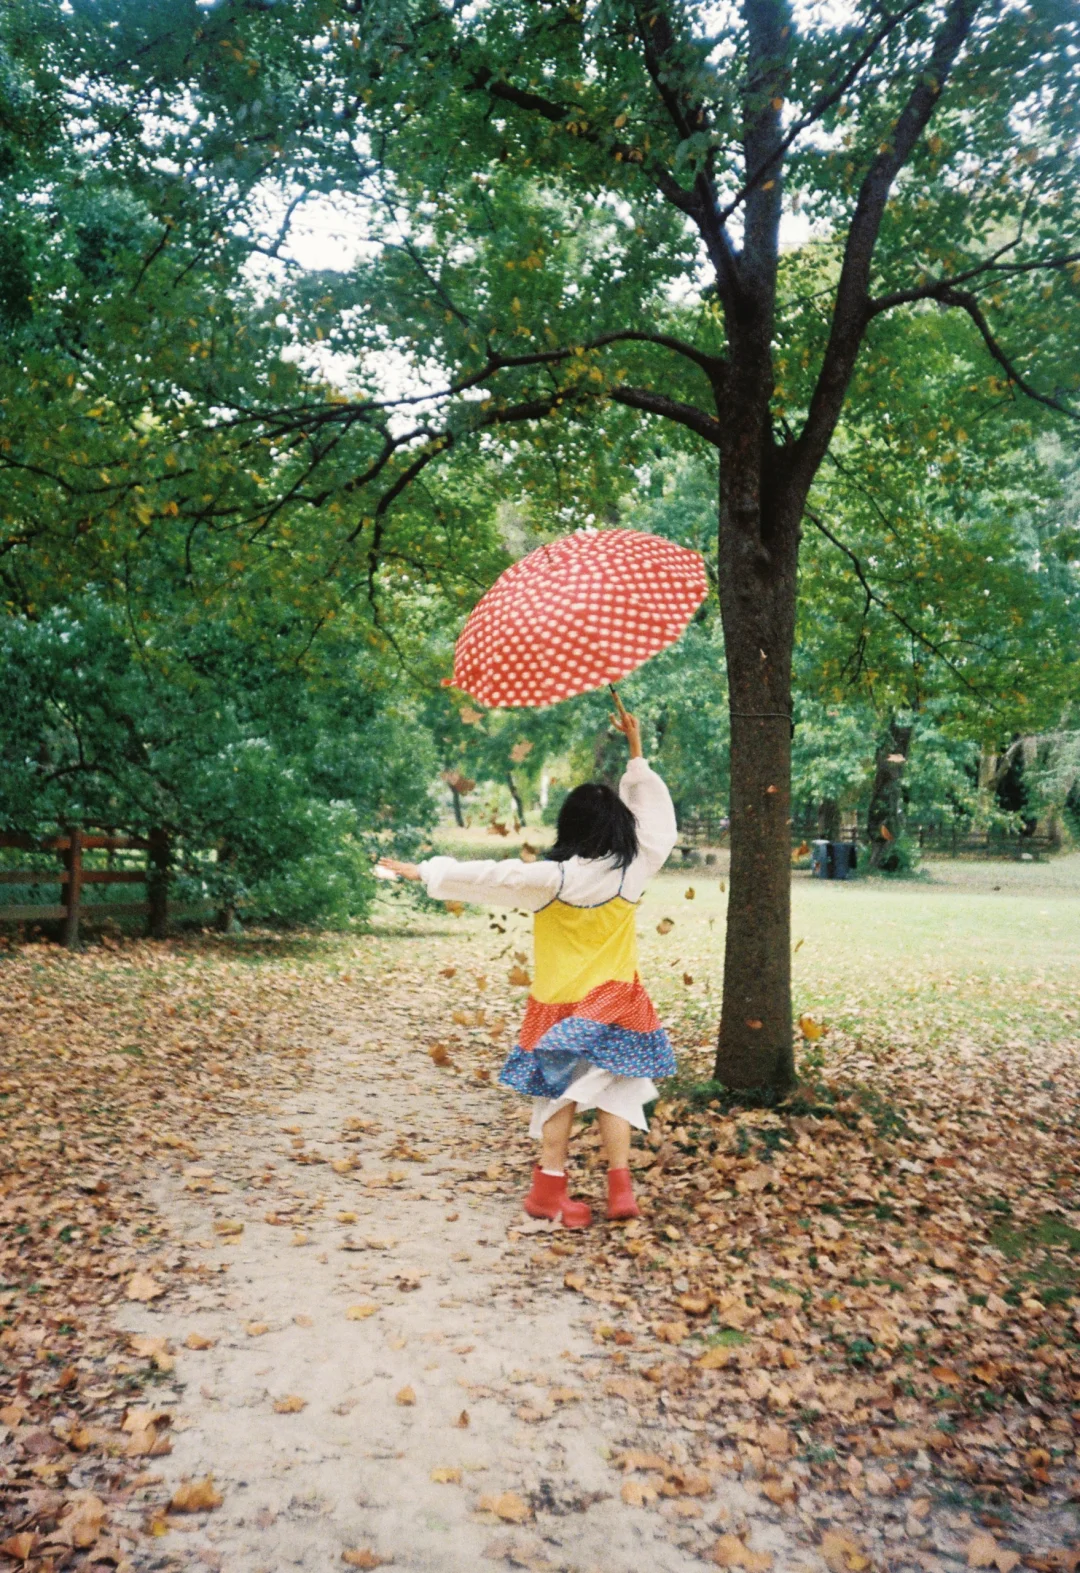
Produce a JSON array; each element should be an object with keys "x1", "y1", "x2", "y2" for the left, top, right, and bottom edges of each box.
[
  {"x1": 184, "y1": 1331, "x2": 216, "y2": 1350},
  {"x1": 684, "y1": 887, "x2": 695, "y2": 900},
  {"x1": 709, "y1": 1534, "x2": 773, "y2": 1570},
  {"x1": 477, "y1": 1490, "x2": 532, "y2": 1523},
  {"x1": 439, "y1": 965, "x2": 457, "y2": 978},
  {"x1": 58, "y1": 1491, "x2": 107, "y2": 1547},
  {"x1": 126, "y1": 1271, "x2": 165, "y2": 1302},
  {"x1": 429, "y1": 1043, "x2": 454, "y2": 1067},
  {"x1": 170, "y1": 1477, "x2": 223, "y2": 1513},
  {"x1": 342, "y1": 1551, "x2": 390, "y2": 1569},
  {"x1": 0, "y1": 1533, "x2": 37, "y2": 1560},
  {"x1": 245, "y1": 1321, "x2": 270, "y2": 1336},
  {"x1": 621, "y1": 1477, "x2": 659, "y2": 1506},
  {"x1": 820, "y1": 1529, "x2": 869, "y2": 1573},
  {"x1": 508, "y1": 965, "x2": 531, "y2": 987},
  {"x1": 455, "y1": 1409, "x2": 470, "y2": 1427},
  {"x1": 395, "y1": 1386, "x2": 416, "y2": 1406},
  {"x1": 431, "y1": 1467, "x2": 462, "y2": 1483},
  {"x1": 273, "y1": 1395, "x2": 307, "y2": 1413},
  {"x1": 346, "y1": 1303, "x2": 380, "y2": 1321},
  {"x1": 213, "y1": 1219, "x2": 243, "y2": 1236}
]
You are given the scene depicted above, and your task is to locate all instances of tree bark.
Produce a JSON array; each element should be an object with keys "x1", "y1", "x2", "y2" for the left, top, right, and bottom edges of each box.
[
  {"x1": 146, "y1": 826, "x2": 170, "y2": 940},
  {"x1": 713, "y1": 434, "x2": 800, "y2": 1093},
  {"x1": 450, "y1": 786, "x2": 465, "y2": 828},
  {"x1": 817, "y1": 798, "x2": 841, "y2": 841},
  {"x1": 506, "y1": 770, "x2": 525, "y2": 826}
]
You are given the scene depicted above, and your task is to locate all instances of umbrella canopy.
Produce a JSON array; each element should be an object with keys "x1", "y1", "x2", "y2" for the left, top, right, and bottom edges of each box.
[{"x1": 450, "y1": 528, "x2": 708, "y2": 709}]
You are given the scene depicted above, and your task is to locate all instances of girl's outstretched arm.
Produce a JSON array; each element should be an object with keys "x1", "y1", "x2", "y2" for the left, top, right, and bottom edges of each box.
[{"x1": 379, "y1": 855, "x2": 560, "y2": 911}]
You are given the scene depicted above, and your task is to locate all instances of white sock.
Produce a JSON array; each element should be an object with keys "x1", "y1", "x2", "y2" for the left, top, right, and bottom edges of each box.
[{"x1": 541, "y1": 1168, "x2": 565, "y2": 1178}]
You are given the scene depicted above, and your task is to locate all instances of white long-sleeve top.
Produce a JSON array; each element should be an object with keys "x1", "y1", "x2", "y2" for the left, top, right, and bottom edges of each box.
[{"x1": 418, "y1": 757, "x2": 677, "y2": 910}]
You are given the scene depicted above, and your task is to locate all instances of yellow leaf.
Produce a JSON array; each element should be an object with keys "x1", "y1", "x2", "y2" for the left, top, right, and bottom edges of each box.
[
  {"x1": 170, "y1": 1477, "x2": 223, "y2": 1513},
  {"x1": 245, "y1": 1321, "x2": 270, "y2": 1336},
  {"x1": 395, "y1": 1385, "x2": 416, "y2": 1406},
  {"x1": 798, "y1": 1014, "x2": 824, "y2": 1041},
  {"x1": 184, "y1": 1332, "x2": 215, "y2": 1350},
  {"x1": 274, "y1": 1395, "x2": 307, "y2": 1413},
  {"x1": 477, "y1": 1490, "x2": 532, "y2": 1523},
  {"x1": 431, "y1": 1467, "x2": 462, "y2": 1483},
  {"x1": 508, "y1": 965, "x2": 531, "y2": 986},
  {"x1": 621, "y1": 1476, "x2": 659, "y2": 1505},
  {"x1": 346, "y1": 1304, "x2": 379, "y2": 1321},
  {"x1": 213, "y1": 1219, "x2": 243, "y2": 1236},
  {"x1": 684, "y1": 886, "x2": 695, "y2": 899}
]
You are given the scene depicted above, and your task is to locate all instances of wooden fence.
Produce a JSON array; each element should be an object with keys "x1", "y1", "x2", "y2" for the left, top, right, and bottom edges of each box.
[{"x1": 0, "y1": 829, "x2": 207, "y2": 947}]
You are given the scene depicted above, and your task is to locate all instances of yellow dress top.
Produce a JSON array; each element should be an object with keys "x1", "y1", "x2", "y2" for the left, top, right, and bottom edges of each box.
[{"x1": 530, "y1": 895, "x2": 639, "y2": 1006}]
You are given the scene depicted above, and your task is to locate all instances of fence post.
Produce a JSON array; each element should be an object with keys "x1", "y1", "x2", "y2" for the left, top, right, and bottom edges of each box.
[
  {"x1": 61, "y1": 828, "x2": 83, "y2": 949},
  {"x1": 147, "y1": 828, "x2": 170, "y2": 939}
]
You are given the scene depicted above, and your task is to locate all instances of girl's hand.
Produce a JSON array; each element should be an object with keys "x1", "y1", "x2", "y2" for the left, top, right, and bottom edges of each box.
[
  {"x1": 377, "y1": 857, "x2": 422, "y2": 881},
  {"x1": 609, "y1": 694, "x2": 643, "y2": 759}
]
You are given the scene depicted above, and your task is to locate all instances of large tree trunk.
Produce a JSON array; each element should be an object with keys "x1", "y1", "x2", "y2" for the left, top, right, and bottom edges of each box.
[{"x1": 713, "y1": 440, "x2": 800, "y2": 1094}]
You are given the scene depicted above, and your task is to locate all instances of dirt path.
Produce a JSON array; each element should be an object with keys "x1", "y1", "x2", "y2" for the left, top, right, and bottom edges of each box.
[{"x1": 122, "y1": 988, "x2": 815, "y2": 1573}]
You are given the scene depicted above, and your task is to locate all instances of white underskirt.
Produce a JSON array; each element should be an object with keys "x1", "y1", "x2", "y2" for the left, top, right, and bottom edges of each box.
[{"x1": 528, "y1": 1065, "x2": 658, "y2": 1139}]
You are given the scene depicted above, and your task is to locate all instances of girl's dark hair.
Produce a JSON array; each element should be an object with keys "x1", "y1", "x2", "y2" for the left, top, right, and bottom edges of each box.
[{"x1": 548, "y1": 782, "x2": 639, "y2": 871}]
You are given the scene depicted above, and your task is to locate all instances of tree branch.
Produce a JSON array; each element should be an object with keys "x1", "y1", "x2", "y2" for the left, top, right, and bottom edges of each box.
[
  {"x1": 610, "y1": 385, "x2": 723, "y2": 445},
  {"x1": 792, "y1": 0, "x2": 981, "y2": 493},
  {"x1": 932, "y1": 287, "x2": 1080, "y2": 421},
  {"x1": 866, "y1": 248, "x2": 1080, "y2": 317},
  {"x1": 806, "y1": 507, "x2": 1002, "y2": 709}
]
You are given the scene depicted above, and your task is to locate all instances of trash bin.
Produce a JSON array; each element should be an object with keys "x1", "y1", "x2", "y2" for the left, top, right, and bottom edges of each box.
[
  {"x1": 811, "y1": 840, "x2": 858, "y2": 879},
  {"x1": 810, "y1": 840, "x2": 830, "y2": 879}
]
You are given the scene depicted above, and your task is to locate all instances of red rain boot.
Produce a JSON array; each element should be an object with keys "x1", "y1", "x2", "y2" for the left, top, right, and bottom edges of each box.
[
  {"x1": 523, "y1": 1167, "x2": 592, "y2": 1229},
  {"x1": 606, "y1": 1168, "x2": 640, "y2": 1221}
]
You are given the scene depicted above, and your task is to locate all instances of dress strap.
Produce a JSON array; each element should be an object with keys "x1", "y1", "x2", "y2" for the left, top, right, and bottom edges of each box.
[
  {"x1": 557, "y1": 864, "x2": 566, "y2": 898},
  {"x1": 617, "y1": 865, "x2": 626, "y2": 897}
]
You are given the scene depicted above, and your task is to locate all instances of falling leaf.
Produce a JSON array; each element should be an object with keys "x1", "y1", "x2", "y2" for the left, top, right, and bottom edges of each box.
[
  {"x1": 170, "y1": 1477, "x2": 223, "y2": 1513},
  {"x1": 395, "y1": 1386, "x2": 416, "y2": 1406},
  {"x1": 459, "y1": 705, "x2": 483, "y2": 724},
  {"x1": 508, "y1": 965, "x2": 532, "y2": 986},
  {"x1": 213, "y1": 1219, "x2": 243, "y2": 1236},
  {"x1": 684, "y1": 887, "x2": 695, "y2": 900},
  {"x1": 798, "y1": 1013, "x2": 824, "y2": 1040},
  {"x1": 745, "y1": 1017, "x2": 763, "y2": 1029},
  {"x1": 125, "y1": 1271, "x2": 165, "y2": 1301},
  {"x1": 342, "y1": 1550, "x2": 390, "y2": 1569},
  {"x1": 346, "y1": 1303, "x2": 379, "y2": 1321},
  {"x1": 439, "y1": 965, "x2": 456, "y2": 978},
  {"x1": 509, "y1": 741, "x2": 533, "y2": 761},
  {"x1": 519, "y1": 843, "x2": 538, "y2": 862},
  {"x1": 431, "y1": 1467, "x2": 462, "y2": 1483},
  {"x1": 656, "y1": 917, "x2": 674, "y2": 935},
  {"x1": 682, "y1": 972, "x2": 694, "y2": 986},
  {"x1": 454, "y1": 1409, "x2": 470, "y2": 1427},
  {"x1": 184, "y1": 1331, "x2": 215, "y2": 1350},
  {"x1": 428, "y1": 1042, "x2": 454, "y2": 1067},
  {"x1": 294, "y1": 1314, "x2": 314, "y2": 1327},
  {"x1": 445, "y1": 900, "x2": 465, "y2": 915},
  {"x1": 477, "y1": 1490, "x2": 532, "y2": 1523}
]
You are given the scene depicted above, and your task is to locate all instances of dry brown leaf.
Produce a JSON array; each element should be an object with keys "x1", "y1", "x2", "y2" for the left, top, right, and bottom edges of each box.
[
  {"x1": 652, "y1": 1320, "x2": 689, "y2": 1344},
  {"x1": 58, "y1": 1492, "x2": 107, "y2": 1548},
  {"x1": 395, "y1": 1386, "x2": 416, "y2": 1406},
  {"x1": 677, "y1": 1292, "x2": 710, "y2": 1315},
  {"x1": 477, "y1": 1490, "x2": 532, "y2": 1523},
  {"x1": 820, "y1": 1529, "x2": 870, "y2": 1573},
  {"x1": 709, "y1": 1534, "x2": 772, "y2": 1570},
  {"x1": 428, "y1": 1043, "x2": 454, "y2": 1067},
  {"x1": 213, "y1": 1218, "x2": 243, "y2": 1236},
  {"x1": 273, "y1": 1395, "x2": 307, "y2": 1413},
  {"x1": 507, "y1": 965, "x2": 532, "y2": 987},
  {"x1": 621, "y1": 1477, "x2": 659, "y2": 1506},
  {"x1": 125, "y1": 1270, "x2": 165, "y2": 1302},
  {"x1": 563, "y1": 1270, "x2": 586, "y2": 1292},
  {"x1": 245, "y1": 1321, "x2": 270, "y2": 1336},
  {"x1": 184, "y1": 1331, "x2": 216, "y2": 1350},
  {"x1": 341, "y1": 1550, "x2": 390, "y2": 1569},
  {"x1": 0, "y1": 1532, "x2": 37, "y2": 1560},
  {"x1": 170, "y1": 1477, "x2": 223, "y2": 1513},
  {"x1": 656, "y1": 917, "x2": 674, "y2": 935},
  {"x1": 346, "y1": 1303, "x2": 379, "y2": 1321}
]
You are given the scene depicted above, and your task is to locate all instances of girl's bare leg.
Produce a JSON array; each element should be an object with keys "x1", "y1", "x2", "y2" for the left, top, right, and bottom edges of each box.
[
  {"x1": 597, "y1": 1111, "x2": 631, "y2": 1170},
  {"x1": 540, "y1": 1102, "x2": 576, "y2": 1171}
]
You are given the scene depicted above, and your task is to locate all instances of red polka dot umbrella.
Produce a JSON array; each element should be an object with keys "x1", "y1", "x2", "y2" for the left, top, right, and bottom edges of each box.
[{"x1": 449, "y1": 528, "x2": 708, "y2": 709}]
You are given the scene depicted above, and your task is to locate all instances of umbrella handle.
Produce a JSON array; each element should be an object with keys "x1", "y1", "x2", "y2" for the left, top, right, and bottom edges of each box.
[{"x1": 608, "y1": 683, "x2": 630, "y2": 721}]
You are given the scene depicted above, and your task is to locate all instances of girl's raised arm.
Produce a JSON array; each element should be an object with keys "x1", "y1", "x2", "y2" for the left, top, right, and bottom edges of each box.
[{"x1": 619, "y1": 758, "x2": 678, "y2": 881}]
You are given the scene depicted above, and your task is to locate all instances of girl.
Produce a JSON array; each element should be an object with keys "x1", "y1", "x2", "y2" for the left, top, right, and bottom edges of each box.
[{"x1": 380, "y1": 705, "x2": 677, "y2": 1228}]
